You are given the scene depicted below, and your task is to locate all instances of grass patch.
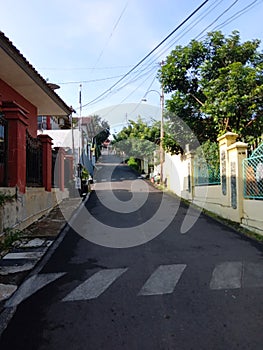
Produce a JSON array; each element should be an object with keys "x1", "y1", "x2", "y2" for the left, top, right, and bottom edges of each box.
[
  {"x1": 202, "y1": 209, "x2": 263, "y2": 243},
  {"x1": 0, "y1": 228, "x2": 23, "y2": 253},
  {"x1": 0, "y1": 192, "x2": 15, "y2": 207}
]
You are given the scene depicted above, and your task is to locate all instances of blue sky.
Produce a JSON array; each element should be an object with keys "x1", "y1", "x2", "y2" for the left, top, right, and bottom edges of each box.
[{"x1": 1, "y1": 0, "x2": 263, "y2": 128}]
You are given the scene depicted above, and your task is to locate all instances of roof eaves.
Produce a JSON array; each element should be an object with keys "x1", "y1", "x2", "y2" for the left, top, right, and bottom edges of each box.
[{"x1": 0, "y1": 31, "x2": 73, "y2": 116}]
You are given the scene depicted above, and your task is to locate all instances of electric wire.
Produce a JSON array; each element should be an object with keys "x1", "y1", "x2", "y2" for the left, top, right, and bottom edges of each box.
[
  {"x1": 141, "y1": 0, "x2": 224, "y2": 66},
  {"x1": 81, "y1": 62, "x2": 160, "y2": 109},
  {"x1": 111, "y1": 67, "x2": 158, "y2": 106},
  {"x1": 84, "y1": 64, "x2": 157, "y2": 109},
  {"x1": 81, "y1": 0, "x2": 232, "y2": 111},
  {"x1": 80, "y1": 0, "x2": 209, "y2": 109},
  {"x1": 105, "y1": 0, "x2": 261, "y2": 122},
  {"x1": 98, "y1": 67, "x2": 158, "y2": 121},
  {"x1": 81, "y1": 0, "x2": 224, "y2": 110},
  {"x1": 116, "y1": 0, "x2": 221, "y2": 82},
  {"x1": 90, "y1": 2, "x2": 129, "y2": 74},
  {"x1": 78, "y1": 0, "x2": 262, "y2": 116},
  {"x1": 128, "y1": 72, "x2": 159, "y2": 117},
  {"x1": 194, "y1": 0, "x2": 239, "y2": 39},
  {"x1": 120, "y1": 0, "x2": 258, "y2": 79},
  {"x1": 56, "y1": 74, "x2": 128, "y2": 85},
  {"x1": 39, "y1": 0, "x2": 261, "y2": 103},
  {"x1": 207, "y1": 0, "x2": 263, "y2": 34},
  {"x1": 57, "y1": 0, "x2": 225, "y2": 87},
  {"x1": 137, "y1": 0, "x2": 237, "y2": 71},
  {"x1": 39, "y1": 65, "x2": 134, "y2": 71},
  {"x1": 60, "y1": 1, "x2": 219, "y2": 95}
]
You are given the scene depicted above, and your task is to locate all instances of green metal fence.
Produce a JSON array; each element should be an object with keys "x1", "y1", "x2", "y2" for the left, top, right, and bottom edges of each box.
[
  {"x1": 194, "y1": 159, "x2": 221, "y2": 186},
  {"x1": 243, "y1": 143, "x2": 263, "y2": 199}
]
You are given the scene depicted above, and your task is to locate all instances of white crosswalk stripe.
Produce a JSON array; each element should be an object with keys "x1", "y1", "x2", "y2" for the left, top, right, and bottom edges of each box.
[
  {"x1": 138, "y1": 264, "x2": 187, "y2": 296},
  {"x1": 62, "y1": 268, "x2": 128, "y2": 302},
  {"x1": 6, "y1": 273, "x2": 66, "y2": 307},
  {"x1": 3, "y1": 251, "x2": 47, "y2": 260},
  {"x1": 243, "y1": 262, "x2": 263, "y2": 288},
  {"x1": 3, "y1": 261, "x2": 263, "y2": 306},
  {"x1": 210, "y1": 261, "x2": 263, "y2": 290},
  {"x1": 210, "y1": 261, "x2": 242, "y2": 290},
  {"x1": 5, "y1": 261, "x2": 257, "y2": 306}
]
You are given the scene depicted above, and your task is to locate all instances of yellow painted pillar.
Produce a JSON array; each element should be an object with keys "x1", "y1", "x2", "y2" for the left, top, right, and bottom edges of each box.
[
  {"x1": 185, "y1": 150, "x2": 195, "y2": 201},
  {"x1": 217, "y1": 132, "x2": 238, "y2": 199},
  {"x1": 227, "y1": 142, "x2": 248, "y2": 222}
]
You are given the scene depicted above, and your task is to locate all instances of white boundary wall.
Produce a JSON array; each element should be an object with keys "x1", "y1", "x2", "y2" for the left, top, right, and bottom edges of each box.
[{"x1": 162, "y1": 132, "x2": 263, "y2": 236}]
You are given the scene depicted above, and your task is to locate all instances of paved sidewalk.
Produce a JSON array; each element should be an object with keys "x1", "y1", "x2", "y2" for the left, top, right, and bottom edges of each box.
[{"x1": 0, "y1": 197, "x2": 82, "y2": 309}]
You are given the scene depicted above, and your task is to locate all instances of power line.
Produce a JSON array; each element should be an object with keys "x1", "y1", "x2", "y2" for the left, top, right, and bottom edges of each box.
[
  {"x1": 82, "y1": 67, "x2": 156, "y2": 121},
  {"x1": 128, "y1": 72, "x2": 159, "y2": 117},
  {"x1": 90, "y1": 2, "x2": 129, "y2": 74},
  {"x1": 82, "y1": 0, "x2": 225, "y2": 111},
  {"x1": 194, "y1": 0, "x2": 239, "y2": 39},
  {"x1": 106, "y1": 67, "x2": 158, "y2": 112},
  {"x1": 84, "y1": 64, "x2": 157, "y2": 109},
  {"x1": 84, "y1": 0, "x2": 261, "y2": 116},
  {"x1": 39, "y1": 65, "x2": 134, "y2": 71},
  {"x1": 80, "y1": 0, "x2": 209, "y2": 109},
  {"x1": 140, "y1": 0, "x2": 236, "y2": 68},
  {"x1": 209, "y1": 0, "x2": 263, "y2": 34},
  {"x1": 56, "y1": 74, "x2": 126, "y2": 85},
  {"x1": 159, "y1": 0, "x2": 224, "y2": 51},
  {"x1": 98, "y1": 0, "x2": 220, "y2": 105},
  {"x1": 81, "y1": 63, "x2": 159, "y2": 109},
  {"x1": 131, "y1": 0, "x2": 259, "y2": 74},
  {"x1": 84, "y1": 66, "x2": 159, "y2": 121},
  {"x1": 120, "y1": 0, "x2": 222, "y2": 83}
]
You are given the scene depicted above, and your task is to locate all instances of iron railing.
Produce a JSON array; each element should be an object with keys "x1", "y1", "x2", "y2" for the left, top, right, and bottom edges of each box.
[
  {"x1": 26, "y1": 131, "x2": 43, "y2": 187},
  {"x1": 194, "y1": 159, "x2": 221, "y2": 186},
  {"x1": 243, "y1": 143, "x2": 263, "y2": 199}
]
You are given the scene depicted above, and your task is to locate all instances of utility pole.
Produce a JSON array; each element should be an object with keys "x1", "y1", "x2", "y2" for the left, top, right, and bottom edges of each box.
[
  {"x1": 160, "y1": 83, "x2": 164, "y2": 185},
  {"x1": 75, "y1": 84, "x2": 82, "y2": 191},
  {"x1": 78, "y1": 84, "x2": 82, "y2": 165}
]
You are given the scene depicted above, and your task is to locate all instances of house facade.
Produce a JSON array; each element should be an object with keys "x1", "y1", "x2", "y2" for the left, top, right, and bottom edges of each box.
[{"x1": 0, "y1": 31, "x2": 74, "y2": 233}]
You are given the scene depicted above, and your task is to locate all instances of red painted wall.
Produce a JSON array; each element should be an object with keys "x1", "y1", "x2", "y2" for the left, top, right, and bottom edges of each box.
[{"x1": 0, "y1": 78, "x2": 38, "y2": 137}]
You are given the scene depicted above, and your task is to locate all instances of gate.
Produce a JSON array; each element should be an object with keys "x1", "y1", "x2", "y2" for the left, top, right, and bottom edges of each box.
[
  {"x1": 243, "y1": 142, "x2": 263, "y2": 199},
  {"x1": 0, "y1": 113, "x2": 7, "y2": 186},
  {"x1": 26, "y1": 131, "x2": 43, "y2": 187}
]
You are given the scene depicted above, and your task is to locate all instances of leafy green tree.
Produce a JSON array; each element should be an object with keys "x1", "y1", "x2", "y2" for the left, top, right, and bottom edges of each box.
[
  {"x1": 112, "y1": 117, "x2": 160, "y2": 165},
  {"x1": 127, "y1": 157, "x2": 140, "y2": 171},
  {"x1": 194, "y1": 140, "x2": 220, "y2": 184},
  {"x1": 83, "y1": 115, "x2": 110, "y2": 159},
  {"x1": 73, "y1": 114, "x2": 110, "y2": 145},
  {"x1": 89, "y1": 115, "x2": 110, "y2": 145},
  {"x1": 159, "y1": 30, "x2": 263, "y2": 147}
]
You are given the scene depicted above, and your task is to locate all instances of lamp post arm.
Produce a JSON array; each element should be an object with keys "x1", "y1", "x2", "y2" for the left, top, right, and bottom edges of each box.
[{"x1": 142, "y1": 87, "x2": 165, "y2": 185}]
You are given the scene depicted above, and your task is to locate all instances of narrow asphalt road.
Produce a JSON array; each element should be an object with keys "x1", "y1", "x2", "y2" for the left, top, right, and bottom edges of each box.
[{"x1": 0, "y1": 153, "x2": 263, "y2": 349}]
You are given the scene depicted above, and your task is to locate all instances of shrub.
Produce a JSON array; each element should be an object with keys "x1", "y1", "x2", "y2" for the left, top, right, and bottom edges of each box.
[{"x1": 127, "y1": 157, "x2": 139, "y2": 171}]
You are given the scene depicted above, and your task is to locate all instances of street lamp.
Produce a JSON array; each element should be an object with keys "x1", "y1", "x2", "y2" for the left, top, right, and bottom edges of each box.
[{"x1": 142, "y1": 87, "x2": 164, "y2": 184}]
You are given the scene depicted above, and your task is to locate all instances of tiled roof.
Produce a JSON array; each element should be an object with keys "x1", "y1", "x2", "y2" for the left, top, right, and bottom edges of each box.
[{"x1": 0, "y1": 31, "x2": 74, "y2": 115}]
